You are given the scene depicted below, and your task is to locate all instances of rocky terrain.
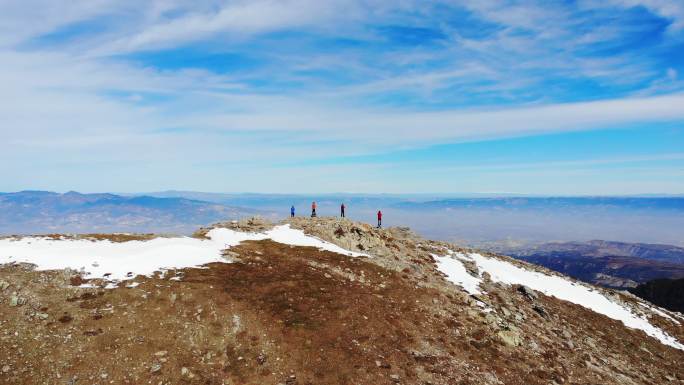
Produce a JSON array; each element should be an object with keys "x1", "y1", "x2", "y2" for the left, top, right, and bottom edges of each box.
[{"x1": 1, "y1": 217, "x2": 683, "y2": 385}]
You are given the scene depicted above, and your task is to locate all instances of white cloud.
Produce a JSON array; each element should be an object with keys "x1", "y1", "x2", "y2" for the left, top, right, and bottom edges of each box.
[
  {"x1": 1, "y1": 0, "x2": 683, "y2": 193},
  {"x1": 610, "y1": 0, "x2": 684, "y2": 30},
  {"x1": 87, "y1": 0, "x2": 371, "y2": 55},
  {"x1": 667, "y1": 67, "x2": 678, "y2": 80}
]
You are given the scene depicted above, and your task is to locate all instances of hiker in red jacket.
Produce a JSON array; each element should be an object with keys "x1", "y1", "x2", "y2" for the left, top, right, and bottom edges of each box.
[
  {"x1": 377, "y1": 210, "x2": 382, "y2": 228},
  {"x1": 340, "y1": 203, "x2": 345, "y2": 218},
  {"x1": 311, "y1": 201, "x2": 317, "y2": 217}
]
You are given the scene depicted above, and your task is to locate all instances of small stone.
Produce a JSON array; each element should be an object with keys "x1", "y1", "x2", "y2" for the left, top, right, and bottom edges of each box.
[
  {"x1": 0, "y1": 280, "x2": 9, "y2": 291},
  {"x1": 150, "y1": 363, "x2": 162, "y2": 373},
  {"x1": 532, "y1": 305, "x2": 549, "y2": 318},
  {"x1": 36, "y1": 313, "x2": 49, "y2": 320},
  {"x1": 154, "y1": 351, "x2": 168, "y2": 357},
  {"x1": 256, "y1": 353, "x2": 267, "y2": 365},
  {"x1": 2, "y1": 365, "x2": 10, "y2": 373},
  {"x1": 517, "y1": 285, "x2": 538, "y2": 300},
  {"x1": 390, "y1": 374, "x2": 401, "y2": 382},
  {"x1": 497, "y1": 330, "x2": 522, "y2": 347}
]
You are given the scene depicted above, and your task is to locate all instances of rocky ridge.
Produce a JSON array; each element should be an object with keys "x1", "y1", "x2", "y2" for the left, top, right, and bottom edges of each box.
[{"x1": 0, "y1": 216, "x2": 683, "y2": 385}]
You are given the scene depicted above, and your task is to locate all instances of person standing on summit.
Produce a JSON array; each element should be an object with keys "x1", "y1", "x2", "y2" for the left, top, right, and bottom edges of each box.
[
  {"x1": 311, "y1": 201, "x2": 317, "y2": 217},
  {"x1": 377, "y1": 210, "x2": 382, "y2": 228},
  {"x1": 290, "y1": 205, "x2": 295, "y2": 218},
  {"x1": 340, "y1": 203, "x2": 346, "y2": 218}
]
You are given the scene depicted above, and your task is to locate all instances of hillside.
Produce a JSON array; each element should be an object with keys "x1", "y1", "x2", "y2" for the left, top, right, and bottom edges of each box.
[
  {"x1": 0, "y1": 191, "x2": 266, "y2": 235},
  {"x1": 1, "y1": 217, "x2": 683, "y2": 385},
  {"x1": 506, "y1": 241, "x2": 684, "y2": 289},
  {"x1": 631, "y1": 278, "x2": 684, "y2": 313}
]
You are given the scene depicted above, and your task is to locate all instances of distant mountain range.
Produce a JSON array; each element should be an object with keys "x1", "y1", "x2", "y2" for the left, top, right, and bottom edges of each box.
[
  {"x1": 505, "y1": 240, "x2": 684, "y2": 289},
  {"x1": 0, "y1": 191, "x2": 267, "y2": 235}
]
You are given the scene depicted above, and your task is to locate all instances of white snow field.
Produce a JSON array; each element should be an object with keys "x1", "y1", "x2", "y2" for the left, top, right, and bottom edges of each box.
[
  {"x1": 0, "y1": 224, "x2": 364, "y2": 282},
  {"x1": 435, "y1": 250, "x2": 683, "y2": 350},
  {"x1": 433, "y1": 254, "x2": 482, "y2": 295}
]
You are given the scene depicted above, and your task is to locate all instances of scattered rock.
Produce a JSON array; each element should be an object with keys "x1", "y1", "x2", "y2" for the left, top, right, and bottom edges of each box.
[
  {"x1": 181, "y1": 367, "x2": 194, "y2": 378},
  {"x1": 517, "y1": 285, "x2": 538, "y2": 300},
  {"x1": 389, "y1": 374, "x2": 401, "y2": 382},
  {"x1": 150, "y1": 363, "x2": 162, "y2": 373},
  {"x1": 2, "y1": 365, "x2": 10, "y2": 373}
]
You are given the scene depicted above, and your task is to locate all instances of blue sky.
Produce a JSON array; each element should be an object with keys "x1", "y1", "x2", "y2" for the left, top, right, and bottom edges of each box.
[{"x1": 1, "y1": 0, "x2": 683, "y2": 194}]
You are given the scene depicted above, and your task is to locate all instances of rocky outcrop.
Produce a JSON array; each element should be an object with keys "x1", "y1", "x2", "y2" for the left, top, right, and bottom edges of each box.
[{"x1": 0, "y1": 217, "x2": 682, "y2": 385}]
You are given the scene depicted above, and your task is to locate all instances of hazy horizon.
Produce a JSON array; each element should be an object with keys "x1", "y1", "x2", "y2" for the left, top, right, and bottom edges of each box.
[{"x1": 3, "y1": 190, "x2": 683, "y2": 248}]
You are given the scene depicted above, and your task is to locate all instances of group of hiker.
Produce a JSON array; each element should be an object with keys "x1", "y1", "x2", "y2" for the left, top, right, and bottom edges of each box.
[{"x1": 290, "y1": 202, "x2": 383, "y2": 228}]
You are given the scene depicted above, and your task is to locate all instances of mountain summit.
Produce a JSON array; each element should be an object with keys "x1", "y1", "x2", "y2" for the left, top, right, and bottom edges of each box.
[{"x1": 1, "y1": 217, "x2": 682, "y2": 384}]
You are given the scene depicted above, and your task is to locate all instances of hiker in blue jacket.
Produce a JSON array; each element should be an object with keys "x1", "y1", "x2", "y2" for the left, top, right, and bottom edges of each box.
[{"x1": 290, "y1": 205, "x2": 295, "y2": 217}]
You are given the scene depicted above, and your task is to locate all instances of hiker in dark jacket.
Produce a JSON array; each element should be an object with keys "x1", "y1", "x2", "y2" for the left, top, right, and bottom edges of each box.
[
  {"x1": 340, "y1": 203, "x2": 346, "y2": 218},
  {"x1": 290, "y1": 205, "x2": 295, "y2": 217},
  {"x1": 377, "y1": 210, "x2": 382, "y2": 228},
  {"x1": 311, "y1": 201, "x2": 317, "y2": 217}
]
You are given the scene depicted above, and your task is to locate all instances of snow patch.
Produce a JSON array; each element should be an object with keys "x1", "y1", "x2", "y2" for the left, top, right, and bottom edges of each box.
[
  {"x1": 433, "y1": 254, "x2": 482, "y2": 295},
  {"x1": 449, "y1": 251, "x2": 683, "y2": 350},
  {"x1": 0, "y1": 224, "x2": 363, "y2": 284},
  {"x1": 638, "y1": 301, "x2": 681, "y2": 325}
]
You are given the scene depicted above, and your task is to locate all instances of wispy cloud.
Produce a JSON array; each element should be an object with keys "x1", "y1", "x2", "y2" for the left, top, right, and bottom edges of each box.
[{"x1": 1, "y1": 1, "x2": 683, "y2": 193}]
